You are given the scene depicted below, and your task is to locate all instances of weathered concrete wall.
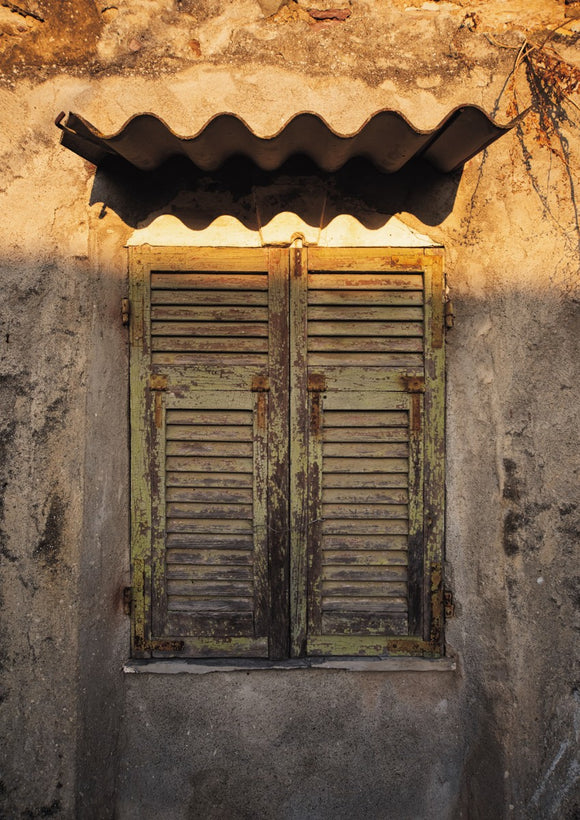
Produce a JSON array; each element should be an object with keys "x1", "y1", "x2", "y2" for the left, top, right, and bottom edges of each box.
[{"x1": 0, "y1": 0, "x2": 579, "y2": 818}]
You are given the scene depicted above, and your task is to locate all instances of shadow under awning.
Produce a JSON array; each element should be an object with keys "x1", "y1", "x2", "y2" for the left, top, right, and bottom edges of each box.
[{"x1": 56, "y1": 107, "x2": 524, "y2": 174}]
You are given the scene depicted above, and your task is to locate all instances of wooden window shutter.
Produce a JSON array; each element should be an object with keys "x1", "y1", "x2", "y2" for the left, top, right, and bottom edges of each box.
[
  {"x1": 129, "y1": 247, "x2": 290, "y2": 658},
  {"x1": 296, "y1": 248, "x2": 445, "y2": 657}
]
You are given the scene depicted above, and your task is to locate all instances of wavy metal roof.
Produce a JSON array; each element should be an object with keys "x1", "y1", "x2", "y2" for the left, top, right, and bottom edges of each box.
[{"x1": 56, "y1": 107, "x2": 522, "y2": 174}]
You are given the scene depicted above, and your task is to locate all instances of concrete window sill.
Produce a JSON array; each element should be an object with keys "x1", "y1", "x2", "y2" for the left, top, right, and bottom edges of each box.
[{"x1": 123, "y1": 656, "x2": 457, "y2": 675}]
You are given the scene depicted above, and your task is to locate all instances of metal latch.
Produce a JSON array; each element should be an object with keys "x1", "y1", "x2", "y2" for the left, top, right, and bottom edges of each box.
[
  {"x1": 444, "y1": 589, "x2": 455, "y2": 618},
  {"x1": 123, "y1": 586, "x2": 132, "y2": 616},
  {"x1": 121, "y1": 298, "x2": 130, "y2": 326},
  {"x1": 445, "y1": 300, "x2": 455, "y2": 329}
]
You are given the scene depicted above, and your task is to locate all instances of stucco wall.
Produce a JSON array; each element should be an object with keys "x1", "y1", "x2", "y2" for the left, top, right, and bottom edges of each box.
[{"x1": 0, "y1": 1, "x2": 579, "y2": 818}]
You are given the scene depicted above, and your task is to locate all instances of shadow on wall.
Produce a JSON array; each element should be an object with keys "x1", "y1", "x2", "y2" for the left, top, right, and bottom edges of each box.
[{"x1": 89, "y1": 154, "x2": 462, "y2": 232}]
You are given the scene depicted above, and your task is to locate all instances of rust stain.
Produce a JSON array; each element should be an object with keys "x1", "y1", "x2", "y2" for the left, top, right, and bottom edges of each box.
[
  {"x1": 310, "y1": 392, "x2": 321, "y2": 438},
  {"x1": 307, "y1": 373, "x2": 326, "y2": 392},
  {"x1": 256, "y1": 392, "x2": 266, "y2": 432},
  {"x1": 411, "y1": 393, "x2": 421, "y2": 434},
  {"x1": 401, "y1": 374, "x2": 425, "y2": 393},
  {"x1": 251, "y1": 375, "x2": 270, "y2": 392}
]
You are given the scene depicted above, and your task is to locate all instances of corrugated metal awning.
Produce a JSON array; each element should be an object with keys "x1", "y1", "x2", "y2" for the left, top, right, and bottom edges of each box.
[{"x1": 56, "y1": 107, "x2": 522, "y2": 174}]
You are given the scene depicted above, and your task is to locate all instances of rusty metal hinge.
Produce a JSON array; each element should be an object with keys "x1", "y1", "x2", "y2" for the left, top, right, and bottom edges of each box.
[
  {"x1": 121, "y1": 298, "x2": 130, "y2": 327},
  {"x1": 251, "y1": 375, "x2": 269, "y2": 392},
  {"x1": 444, "y1": 300, "x2": 455, "y2": 329},
  {"x1": 401, "y1": 374, "x2": 425, "y2": 393},
  {"x1": 308, "y1": 373, "x2": 326, "y2": 392},
  {"x1": 444, "y1": 589, "x2": 455, "y2": 618},
  {"x1": 123, "y1": 586, "x2": 132, "y2": 616},
  {"x1": 149, "y1": 374, "x2": 168, "y2": 391}
]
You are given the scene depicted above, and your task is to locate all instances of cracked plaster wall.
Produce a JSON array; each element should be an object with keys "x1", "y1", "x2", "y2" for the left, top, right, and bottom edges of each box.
[{"x1": 0, "y1": 0, "x2": 579, "y2": 818}]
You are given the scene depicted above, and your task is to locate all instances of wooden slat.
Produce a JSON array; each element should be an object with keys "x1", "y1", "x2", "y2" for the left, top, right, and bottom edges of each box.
[
  {"x1": 166, "y1": 487, "x2": 253, "y2": 504},
  {"x1": 307, "y1": 248, "x2": 426, "y2": 270},
  {"x1": 166, "y1": 440, "x2": 253, "y2": 457},
  {"x1": 166, "y1": 502, "x2": 254, "y2": 519},
  {"x1": 322, "y1": 597, "x2": 407, "y2": 612},
  {"x1": 323, "y1": 427, "x2": 408, "y2": 442},
  {"x1": 322, "y1": 546, "x2": 408, "y2": 561},
  {"x1": 314, "y1": 368, "x2": 422, "y2": 393},
  {"x1": 308, "y1": 290, "x2": 423, "y2": 306},
  {"x1": 322, "y1": 566, "x2": 407, "y2": 581},
  {"x1": 308, "y1": 321, "x2": 423, "y2": 337},
  {"x1": 152, "y1": 306, "x2": 269, "y2": 321},
  {"x1": 322, "y1": 504, "x2": 408, "y2": 519},
  {"x1": 166, "y1": 410, "x2": 252, "y2": 425},
  {"x1": 322, "y1": 457, "x2": 408, "y2": 473},
  {"x1": 152, "y1": 353, "x2": 268, "y2": 367},
  {"x1": 152, "y1": 322, "x2": 268, "y2": 337},
  {"x1": 322, "y1": 613, "x2": 408, "y2": 636},
  {"x1": 166, "y1": 456, "x2": 253, "y2": 473},
  {"x1": 153, "y1": 337, "x2": 268, "y2": 352},
  {"x1": 324, "y1": 410, "x2": 407, "y2": 427},
  {"x1": 166, "y1": 471, "x2": 253, "y2": 488},
  {"x1": 322, "y1": 442, "x2": 408, "y2": 458},
  {"x1": 308, "y1": 305, "x2": 423, "y2": 320},
  {"x1": 323, "y1": 392, "x2": 411, "y2": 411},
  {"x1": 167, "y1": 518, "x2": 253, "y2": 533},
  {"x1": 322, "y1": 473, "x2": 408, "y2": 489},
  {"x1": 148, "y1": 247, "x2": 268, "y2": 270},
  {"x1": 322, "y1": 519, "x2": 408, "y2": 535},
  {"x1": 168, "y1": 598, "x2": 253, "y2": 613},
  {"x1": 166, "y1": 546, "x2": 253, "y2": 561},
  {"x1": 308, "y1": 273, "x2": 423, "y2": 290},
  {"x1": 151, "y1": 289, "x2": 268, "y2": 305},
  {"x1": 308, "y1": 337, "x2": 423, "y2": 352},
  {"x1": 309, "y1": 353, "x2": 424, "y2": 367},
  {"x1": 323, "y1": 580, "x2": 408, "y2": 597},
  {"x1": 151, "y1": 273, "x2": 268, "y2": 289},
  {"x1": 168, "y1": 580, "x2": 252, "y2": 597},
  {"x1": 167, "y1": 425, "x2": 252, "y2": 442},
  {"x1": 165, "y1": 613, "x2": 255, "y2": 639},
  {"x1": 322, "y1": 488, "x2": 408, "y2": 504},
  {"x1": 167, "y1": 565, "x2": 253, "y2": 580}
]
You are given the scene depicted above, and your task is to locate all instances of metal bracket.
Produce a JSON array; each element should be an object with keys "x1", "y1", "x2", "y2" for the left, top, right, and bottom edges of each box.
[
  {"x1": 308, "y1": 373, "x2": 326, "y2": 392},
  {"x1": 401, "y1": 375, "x2": 425, "y2": 393},
  {"x1": 123, "y1": 586, "x2": 132, "y2": 616},
  {"x1": 121, "y1": 298, "x2": 130, "y2": 327},
  {"x1": 444, "y1": 300, "x2": 455, "y2": 329},
  {"x1": 149, "y1": 374, "x2": 168, "y2": 391},
  {"x1": 444, "y1": 590, "x2": 455, "y2": 619},
  {"x1": 251, "y1": 375, "x2": 270, "y2": 392}
]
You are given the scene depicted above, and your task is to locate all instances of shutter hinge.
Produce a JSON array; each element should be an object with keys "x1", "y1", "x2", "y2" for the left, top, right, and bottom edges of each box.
[
  {"x1": 444, "y1": 300, "x2": 455, "y2": 329},
  {"x1": 308, "y1": 374, "x2": 326, "y2": 392},
  {"x1": 123, "y1": 586, "x2": 132, "y2": 616},
  {"x1": 251, "y1": 375, "x2": 270, "y2": 392},
  {"x1": 401, "y1": 375, "x2": 425, "y2": 393},
  {"x1": 444, "y1": 589, "x2": 455, "y2": 619},
  {"x1": 149, "y1": 374, "x2": 168, "y2": 391},
  {"x1": 121, "y1": 298, "x2": 130, "y2": 327}
]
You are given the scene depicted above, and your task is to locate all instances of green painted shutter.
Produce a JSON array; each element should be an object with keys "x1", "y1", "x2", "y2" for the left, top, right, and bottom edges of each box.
[
  {"x1": 130, "y1": 247, "x2": 290, "y2": 658},
  {"x1": 300, "y1": 248, "x2": 445, "y2": 657}
]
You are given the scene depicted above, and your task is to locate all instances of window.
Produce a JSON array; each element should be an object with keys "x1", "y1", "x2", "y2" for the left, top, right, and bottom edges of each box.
[{"x1": 129, "y1": 246, "x2": 445, "y2": 659}]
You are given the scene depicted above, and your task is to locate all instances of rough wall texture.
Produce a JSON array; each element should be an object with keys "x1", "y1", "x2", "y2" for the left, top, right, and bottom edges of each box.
[{"x1": 0, "y1": 0, "x2": 579, "y2": 818}]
